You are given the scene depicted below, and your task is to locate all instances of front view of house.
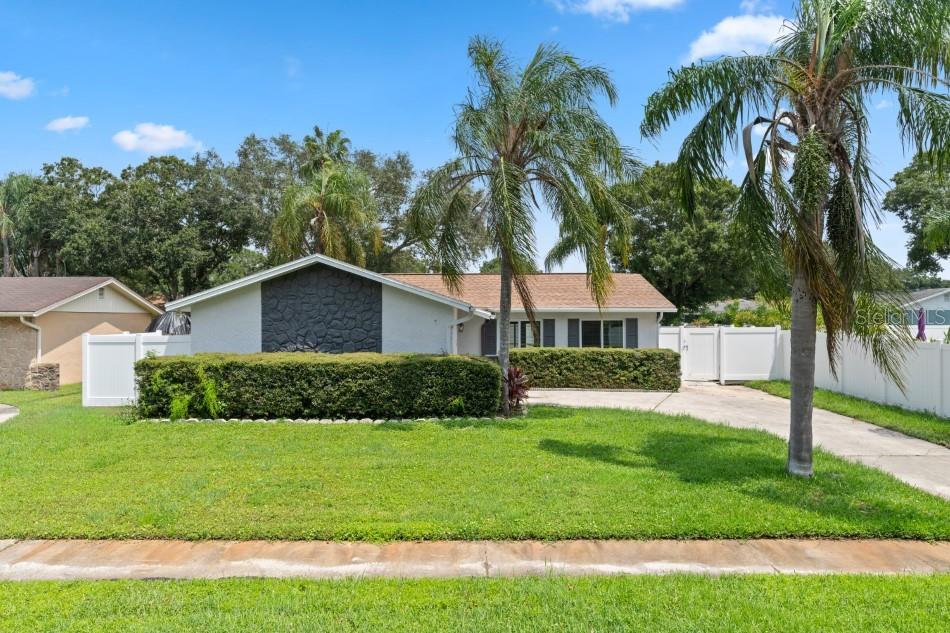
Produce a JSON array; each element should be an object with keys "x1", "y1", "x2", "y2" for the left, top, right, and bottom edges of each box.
[{"x1": 165, "y1": 254, "x2": 676, "y2": 355}]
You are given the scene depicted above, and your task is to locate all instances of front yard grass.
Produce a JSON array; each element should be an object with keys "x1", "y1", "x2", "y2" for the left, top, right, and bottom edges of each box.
[
  {"x1": 0, "y1": 385, "x2": 948, "y2": 541},
  {"x1": 746, "y1": 380, "x2": 950, "y2": 447},
  {"x1": 2, "y1": 575, "x2": 948, "y2": 632}
]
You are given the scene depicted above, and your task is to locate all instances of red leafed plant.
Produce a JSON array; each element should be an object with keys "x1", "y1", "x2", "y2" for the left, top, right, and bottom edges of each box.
[{"x1": 505, "y1": 365, "x2": 530, "y2": 413}]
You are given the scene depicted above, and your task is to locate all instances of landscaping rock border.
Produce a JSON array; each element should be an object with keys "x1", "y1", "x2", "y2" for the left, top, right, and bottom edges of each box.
[{"x1": 144, "y1": 416, "x2": 509, "y2": 425}]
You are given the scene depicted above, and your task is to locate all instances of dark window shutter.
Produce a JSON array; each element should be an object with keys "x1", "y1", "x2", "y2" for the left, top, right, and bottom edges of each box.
[
  {"x1": 567, "y1": 319, "x2": 580, "y2": 347},
  {"x1": 520, "y1": 321, "x2": 527, "y2": 348},
  {"x1": 481, "y1": 320, "x2": 497, "y2": 356},
  {"x1": 542, "y1": 319, "x2": 555, "y2": 347},
  {"x1": 625, "y1": 318, "x2": 639, "y2": 348}
]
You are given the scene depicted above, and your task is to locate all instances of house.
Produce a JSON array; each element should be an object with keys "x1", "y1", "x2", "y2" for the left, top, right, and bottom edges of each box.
[
  {"x1": 0, "y1": 277, "x2": 161, "y2": 388},
  {"x1": 164, "y1": 254, "x2": 676, "y2": 356},
  {"x1": 904, "y1": 288, "x2": 950, "y2": 326}
]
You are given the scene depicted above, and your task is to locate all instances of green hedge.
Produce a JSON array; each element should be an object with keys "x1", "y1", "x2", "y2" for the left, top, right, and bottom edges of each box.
[
  {"x1": 135, "y1": 352, "x2": 502, "y2": 419},
  {"x1": 509, "y1": 348, "x2": 680, "y2": 391}
]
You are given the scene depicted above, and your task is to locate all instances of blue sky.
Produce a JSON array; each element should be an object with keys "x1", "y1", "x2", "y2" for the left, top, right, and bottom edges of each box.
[{"x1": 1, "y1": 0, "x2": 942, "y2": 274}]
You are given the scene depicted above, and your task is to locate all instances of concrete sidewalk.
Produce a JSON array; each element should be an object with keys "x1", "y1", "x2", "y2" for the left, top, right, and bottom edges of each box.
[
  {"x1": 1, "y1": 538, "x2": 948, "y2": 580},
  {"x1": 531, "y1": 383, "x2": 950, "y2": 499}
]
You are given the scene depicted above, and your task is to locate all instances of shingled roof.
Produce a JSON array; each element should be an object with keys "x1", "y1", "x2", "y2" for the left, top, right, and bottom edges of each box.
[
  {"x1": 385, "y1": 273, "x2": 676, "y2": 312},
  {"x1": 0, "y1": 277, "x2": 160, "y2": 316}
]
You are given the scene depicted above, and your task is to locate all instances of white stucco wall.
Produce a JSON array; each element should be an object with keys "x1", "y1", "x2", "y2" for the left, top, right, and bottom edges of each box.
[
  {"x1": 189, "y1": 283, "x2": 262, "y2": 354},
  {"x1": 381, "y1": 285, "x2": 456, "y2": 354},
  {"x1": 457, "y1": 315, "x2": 488, "y2": 355}
]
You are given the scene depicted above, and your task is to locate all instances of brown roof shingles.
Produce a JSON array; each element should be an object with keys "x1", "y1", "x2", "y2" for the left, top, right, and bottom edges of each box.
[
  {"x1": 0, "y1": 277, "x2": 112, "y2": 314},
  {"x1": 386, "y1": 273, "x2": 676, "y2": 311}
]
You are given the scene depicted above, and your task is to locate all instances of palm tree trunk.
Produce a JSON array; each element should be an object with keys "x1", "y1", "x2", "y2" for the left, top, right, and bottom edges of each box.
[
  {"x1": 1, "y1": 236, "x2": 10, "y2": 277},
  {"x1": 787, "y1": 266, "x2": 817, "y2": 477},
  {"x1": 498, "y1": 251, "x2": 513, "y2": 416}
]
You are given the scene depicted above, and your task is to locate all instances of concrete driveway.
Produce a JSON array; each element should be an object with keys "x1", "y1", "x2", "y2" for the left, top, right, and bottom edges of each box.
[
  {"x1": 531, "y1": 383, "x2": 950, "y2": 500},
  {"x1": 0, "y1": 404, "x2": 17, "y2": 425}
]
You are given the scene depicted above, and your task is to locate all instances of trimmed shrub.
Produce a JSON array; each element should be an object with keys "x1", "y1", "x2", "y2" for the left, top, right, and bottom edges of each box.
[
  {"x1": 135, "y1": 352, "x2": 502, "y2": 419},
  {"x1": 509, "y1": 348, "x2": 680, "y2": 391}
]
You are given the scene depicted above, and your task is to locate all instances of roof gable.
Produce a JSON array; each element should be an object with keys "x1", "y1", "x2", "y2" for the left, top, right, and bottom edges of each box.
[
  {"x1": 164, "y1": 254, "x2": 493, "y2": 317},
  {"x1": 0, "y1": 277, "x2": 161, "y2": 316}
]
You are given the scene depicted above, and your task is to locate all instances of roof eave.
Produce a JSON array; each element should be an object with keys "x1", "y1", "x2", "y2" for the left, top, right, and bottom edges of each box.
[
  {"x1": 165, "y1": 253, "x2": 492, "y2": 317},
  {"x1": 902, "y1": 287, "x2": 950, "y2": 307}
]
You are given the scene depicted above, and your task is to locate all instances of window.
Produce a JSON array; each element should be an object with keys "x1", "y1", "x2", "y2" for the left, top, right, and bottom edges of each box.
[
  {"x1": 581, "y1": 320, "x2": 601, "y2": 347},
  {"x1": 581, "y1": 319, "x2": 625, "y2": 348},
  {"x1": 509, "y1": 321, "x2": 541, "y2": 348},
  {"x1": 603, "y1": 320, "x2": 624, "y2": 348},
  {"x1": 97, "y1": 287, "x2": 105, "y2": 300}
]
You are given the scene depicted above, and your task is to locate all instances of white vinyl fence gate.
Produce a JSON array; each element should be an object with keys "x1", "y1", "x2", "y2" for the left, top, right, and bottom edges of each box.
[
  {"x1": 82, "y1": 333, "x2": 191, "y2": 406},
  {"x1": 659, "y1": 326, "x2": 784, "y2": 382},
  {"x1": 660, "y1": 325, "x2": 950, "y2": 417}
]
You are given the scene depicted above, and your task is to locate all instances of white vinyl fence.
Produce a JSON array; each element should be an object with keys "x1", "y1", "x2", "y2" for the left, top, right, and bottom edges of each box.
[
  {"x1": 661, "y1": 326, "x2": 950, "y2": 417},
  {"x1": 660, "y1": 326, "x2": 784, "y2": 382},
  {"x1": 82, "y1": 333, "x2": 191, "y2": 406}
]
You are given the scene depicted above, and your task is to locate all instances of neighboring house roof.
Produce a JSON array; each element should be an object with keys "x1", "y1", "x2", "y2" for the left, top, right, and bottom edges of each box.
[
  {"x1": 387, "y1": 273, "x2": 677, "y2": 312},
  {"x1": 0, "y1": 277, "x2": 161, "y2": 317},
  {"x1": 904, "y1": 288, "x2": 950, "y2": 307},
  {"x1": 164, "y1": 254, "x2": 494, "y2": 318}
]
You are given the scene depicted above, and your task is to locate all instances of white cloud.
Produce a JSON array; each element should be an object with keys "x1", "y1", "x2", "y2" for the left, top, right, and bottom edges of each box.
[
  {"x1": 0, "y1": 71, "x2": 36, "y2": 100},
  {"x1": 739, "y1": 0, "x2": 774, "y2": 12},
  {"x1": 284, "y1": 55, "x2": 302, "y2": 78},
  {"x1": 686, "y1": 14, "x2": 786, "y2": 62},
  {"x1": 112, "y1": 123, "x2": 202, "y2": 153},
  {"x1": 45, "y1": 115, "x2": 90, "y2": 133},
  {"x1": 875, "y1": 99, "x2": 892, "y2": 110},
  {"x1": 549, "y1": 0, "x2": 683, "y2": 23}
]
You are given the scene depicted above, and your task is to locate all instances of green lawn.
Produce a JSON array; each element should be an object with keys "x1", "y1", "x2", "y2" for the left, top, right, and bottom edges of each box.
[
  {"x1": 746, "y1": 380, "x2": 950, "y2": 447},
  {"x1": 1, "y1": 575, "x2": 948, "y2": 632},
  {"x1": 0, "y1": 385, "x2": 948, "y2": 540}
]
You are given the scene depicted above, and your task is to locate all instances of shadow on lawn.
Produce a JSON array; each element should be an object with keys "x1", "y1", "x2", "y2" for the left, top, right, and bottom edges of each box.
[{"x1": 539, "y1": 430, "x2": 948, "y2": 531}]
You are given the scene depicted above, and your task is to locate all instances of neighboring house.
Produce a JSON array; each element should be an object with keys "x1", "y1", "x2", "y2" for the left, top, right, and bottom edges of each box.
[
  {"x1": 904, "y1": 288, "x2": 950, "y2": 326},
  {"x1": 0, "y1": 277, "x2": 161, "y2": 388},
  {"x1": 164, "y1": 254, "x2": 676, "y2": 356}
]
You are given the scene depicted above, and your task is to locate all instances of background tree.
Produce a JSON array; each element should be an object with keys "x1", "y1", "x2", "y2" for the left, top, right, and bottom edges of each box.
[
  {"x1": 228, "y1": 133, "x2": 304, "y2": 250},
  {"x1": 354, "y1": 150, "x2": 490, "y2": 272},
  {"x1": 609, "y1": 162, "x2": 753, "y2": 315},
  {"x1": 883, "y1": 154, "x2": 950, "y2": 273},
  {"x1": 479, "y1": 256, "x2": 538, "y2": 274},
  {"x1": 0, "y1": 174, "x2": 33, "y2": 276},
  {"x1": 642, "y1": 0, "x2": 949, "y2": 476},
  {"x1": 410, "y1": 38, "x2": 637, "y2": 414},
  {"x1": 923, "y1": 210, "x2": 950, "y2": 256},
  {"x1": 97, "y1": 153, "x2": 254, "y2": 299},
  {"x1": 16, "y1": 158, "x2": 112, "y2": 277}
]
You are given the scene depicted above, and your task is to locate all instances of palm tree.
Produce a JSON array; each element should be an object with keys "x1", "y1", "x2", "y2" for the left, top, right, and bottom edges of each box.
[
  {"x1": 271, "y1": 160, "x2": 378, "y2": 265},
  {"x1": 410, "y1": 37, "x2": 637, "y2": 415},
  {"x1": 301, "y1": 127, "x2": 352, "y2": 179},
  {"x1": 642, "y1": 0, "x2": 950, "y2": 476},
  {"x1": 924, "y1": 210, "x2": 950, "y2": 252},
  {"x1": 0, "y1": 174, "x2": 32, "y2": 277}
]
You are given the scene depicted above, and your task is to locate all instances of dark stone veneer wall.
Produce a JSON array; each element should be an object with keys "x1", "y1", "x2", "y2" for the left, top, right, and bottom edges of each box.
[{"x1": 260, "y1": 264, "x2": 382, "y2": 353}]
